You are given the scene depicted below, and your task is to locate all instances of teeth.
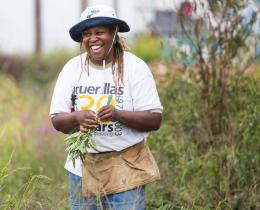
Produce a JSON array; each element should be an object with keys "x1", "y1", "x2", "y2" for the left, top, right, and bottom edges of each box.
[{"x1": 91, "y1": 45, "x2": 101, "y2": 50}]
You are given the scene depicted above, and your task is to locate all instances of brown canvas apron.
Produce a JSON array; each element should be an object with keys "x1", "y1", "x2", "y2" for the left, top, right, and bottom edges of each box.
[{"x1": 82, "y1": 140, "x2": 160, "y2": 197}]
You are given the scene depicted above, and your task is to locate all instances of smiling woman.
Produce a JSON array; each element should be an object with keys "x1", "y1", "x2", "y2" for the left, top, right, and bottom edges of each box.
[
  {"x1": 82, "y1": 26, "x2": 116, "y2": 65},
  {"x1": 49, "y1": 4, "x2": 163, "y2": 210}
]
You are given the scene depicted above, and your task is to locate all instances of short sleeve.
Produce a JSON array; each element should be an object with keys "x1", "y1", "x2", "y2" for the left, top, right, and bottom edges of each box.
[
  {"x1": 130, "y1": 59, "x2": 163, "y2": 112},
  {"x1": 49, "y1": 63, "x2": 74, "y2": 118}
]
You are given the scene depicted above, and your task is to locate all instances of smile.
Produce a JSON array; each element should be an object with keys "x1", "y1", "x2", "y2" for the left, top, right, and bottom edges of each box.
[{"x1": 90, "y1": 45, "x2": 103, "y2": 53}]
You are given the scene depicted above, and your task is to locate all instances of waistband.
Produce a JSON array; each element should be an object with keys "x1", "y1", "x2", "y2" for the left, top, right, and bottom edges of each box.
[{"x1": 88, "y1": 140, "x2": 145, "y2": 159}]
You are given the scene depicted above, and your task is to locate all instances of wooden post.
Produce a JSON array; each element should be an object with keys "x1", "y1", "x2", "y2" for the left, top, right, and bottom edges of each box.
[
  {"x1": 114, "y1": 0, "x2": 118, "y2": 16},
  {"x1": 34, "y1": 0, "x2": 42, "y2": 55},
  {"x1": 81, "y1": 0, "x2": 88, "y2": 12}
]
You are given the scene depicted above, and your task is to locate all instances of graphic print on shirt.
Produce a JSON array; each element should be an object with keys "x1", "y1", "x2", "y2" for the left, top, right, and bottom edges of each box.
[{"x1": 73, "y1": 82, "x2": 124, "y2": 137}]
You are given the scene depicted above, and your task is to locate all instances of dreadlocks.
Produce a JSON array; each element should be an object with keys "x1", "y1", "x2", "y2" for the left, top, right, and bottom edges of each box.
[{"x1": 111, "y1": 34, "x2": 129, "y2": 91}]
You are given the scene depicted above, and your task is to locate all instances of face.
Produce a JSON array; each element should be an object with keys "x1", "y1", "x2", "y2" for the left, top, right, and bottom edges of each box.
[{"x1": 82, "y1": 25, "x2": 115, "y2": 65}]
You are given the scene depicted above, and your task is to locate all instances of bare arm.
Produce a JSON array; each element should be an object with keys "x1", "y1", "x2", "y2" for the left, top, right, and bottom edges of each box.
[
  {"x1": 97, "y1": 105, "x2": 162, "y2": 132},
  {"x1": 52, "y1": 106, "x2": 162, "y2": 133},
  {"x1": 51, "y1": 110, "x2": 98, "y2": 134}
]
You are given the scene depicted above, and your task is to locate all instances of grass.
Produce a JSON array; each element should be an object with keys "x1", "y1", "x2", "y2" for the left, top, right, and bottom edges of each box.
[
  {"x1": 0, "y1": 67, "x2": 259, "y2": 209},
  {"x1": 0, "y1": 75, "x2": 68, "y2": 209}
]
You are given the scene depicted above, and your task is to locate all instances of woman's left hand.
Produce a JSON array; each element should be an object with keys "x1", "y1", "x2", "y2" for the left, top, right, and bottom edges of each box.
[
  {"x1": 97, "y1": 105, "x2": 117, "y2": 122},
  {"x1": 97, "y1": 106, "x2": 162, "y2": 132}
]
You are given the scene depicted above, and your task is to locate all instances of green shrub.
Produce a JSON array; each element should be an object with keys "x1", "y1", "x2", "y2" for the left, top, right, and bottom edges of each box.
[
  {"x1": 24, "y1": 49, "x2": 75, "y2": 86},
  {"x1": 131, "y1": 33, "x2": 162, "y2": 63},
  {"x1": 146, "y1": 71, "x2": 260, "y2": 209}
]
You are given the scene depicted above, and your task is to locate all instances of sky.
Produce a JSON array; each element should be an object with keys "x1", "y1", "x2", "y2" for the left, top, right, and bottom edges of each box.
[{"x1": 0, "y1": 0, "x2": 158, "y2": 55}]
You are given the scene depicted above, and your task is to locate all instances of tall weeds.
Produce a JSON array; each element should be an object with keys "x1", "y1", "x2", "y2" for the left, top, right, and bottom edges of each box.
[
  {"x1": 0, "y1": 66, "x2": 259, "y2": 209},
  {"x1": 147, "y1": 71, "x2": 260, "y2": 209}
]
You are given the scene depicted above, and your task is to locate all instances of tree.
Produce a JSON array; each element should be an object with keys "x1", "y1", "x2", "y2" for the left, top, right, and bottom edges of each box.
[{"x1": 174, "y1": 0, "x2": 260, "y2": 138}]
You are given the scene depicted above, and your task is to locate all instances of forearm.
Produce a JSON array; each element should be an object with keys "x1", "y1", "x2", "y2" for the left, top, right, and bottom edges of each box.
[
  {"x1": 51, "y1": 112, "x2": 79, "y2": 134},
  {"x1": 114, "y1": 110, "x2": 162, "y2": 132}
]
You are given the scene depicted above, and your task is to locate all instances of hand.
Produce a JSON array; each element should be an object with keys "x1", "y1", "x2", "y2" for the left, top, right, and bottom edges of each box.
[
  {"x1": 97, "y1": 105, "x2": 118, "y2": 122},
  {"x1": 75, "y1": 110, "x2": 98, "y2": 130}
]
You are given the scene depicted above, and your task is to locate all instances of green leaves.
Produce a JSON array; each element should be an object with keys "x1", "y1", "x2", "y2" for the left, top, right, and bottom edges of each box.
[{"x1": 64, "y1": 130, "x2": 97, "y2": 167}]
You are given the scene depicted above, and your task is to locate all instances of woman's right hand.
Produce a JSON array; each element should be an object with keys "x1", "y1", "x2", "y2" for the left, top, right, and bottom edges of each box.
[{"x1": 76, "y1": 110, "x2": 98, "y2": 131}]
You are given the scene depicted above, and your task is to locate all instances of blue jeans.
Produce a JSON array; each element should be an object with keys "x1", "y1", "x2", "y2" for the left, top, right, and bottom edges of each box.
[{"x1": 69, "y1": 172, "x2": 145, "y2": 210}]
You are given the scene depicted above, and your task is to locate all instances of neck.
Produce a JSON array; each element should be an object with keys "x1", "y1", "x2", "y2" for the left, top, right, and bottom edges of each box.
[
  {"x1": 90, "y1": 57, "x2": 112, "y2": 66},
  {"x1": 89, "y1": 49, "x2": 114, "y2": 66}
]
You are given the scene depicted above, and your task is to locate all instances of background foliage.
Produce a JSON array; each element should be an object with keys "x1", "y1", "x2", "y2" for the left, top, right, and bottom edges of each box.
[
  {"x1": 0, "y1": 1, "x2": 260, "y2": 206},
  {"x1": 0, "y1": 60, "x2": 259, "y2": 209}
]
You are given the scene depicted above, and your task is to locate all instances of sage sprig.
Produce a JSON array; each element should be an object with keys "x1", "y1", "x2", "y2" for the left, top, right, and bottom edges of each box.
[{"x1": 64, "y1": 129, "x2": 97, "y2": 167}]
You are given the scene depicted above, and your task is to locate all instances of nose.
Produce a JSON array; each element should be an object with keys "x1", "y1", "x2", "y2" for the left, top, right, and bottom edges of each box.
[{"x1": 88, "y1": 35, "x2": 98, "y2": 43}]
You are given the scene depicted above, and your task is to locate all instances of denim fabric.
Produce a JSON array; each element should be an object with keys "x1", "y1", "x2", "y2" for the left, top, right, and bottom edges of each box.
[{"x1": 69, "y1": 172, "x2": 145, "y2": 210}]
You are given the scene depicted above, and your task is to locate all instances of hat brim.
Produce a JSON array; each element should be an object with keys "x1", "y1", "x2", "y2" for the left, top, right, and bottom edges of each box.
[{"x1": 69, "y1": 17, "x2": 130, "y2": 42}]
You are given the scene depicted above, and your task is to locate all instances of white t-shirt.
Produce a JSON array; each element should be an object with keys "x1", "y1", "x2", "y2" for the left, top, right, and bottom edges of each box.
[{"x1": 49, "y1": 51, "x2": 163, "y2": 176}]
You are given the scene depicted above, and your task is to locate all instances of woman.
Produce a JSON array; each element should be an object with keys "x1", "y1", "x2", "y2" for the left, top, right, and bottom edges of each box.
[{"x1": 49, "y1": 5, "x2": 163, "y2": 210}]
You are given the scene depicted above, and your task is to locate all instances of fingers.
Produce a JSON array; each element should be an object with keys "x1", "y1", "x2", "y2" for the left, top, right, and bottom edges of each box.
[
  {"x1": 87, "y1": 110, "x2": 96, "y2": 116},
  {"x1": 80, "y1": 125, "x2": 87, "y2": 132},
  {"x1": 78, "y1": 106, "x2": 116, "y2": 130},
  {"x1": 83, "y1": 117, "x2": 98, "y2": 124},
  {"x1": 99, "y1": 113, "x2": 112, "y2": 122},
  {"x1": 82, "y1": 110, "x2": 97, "y2": 120},
  {"x1": 77, "y1": 110, "x2": 98, "y2": 130},
  {"x1": 97, "y1": 105, "x2": 114, "y2": 121}
]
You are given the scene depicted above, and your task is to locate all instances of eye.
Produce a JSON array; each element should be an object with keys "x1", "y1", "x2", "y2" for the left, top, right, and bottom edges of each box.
[
  {"x1": 82, "y1": 32, "x2": 91, "y2": 38},
  {"x1": 96, "y1": 31, "x2": 105, "y2": 35}
]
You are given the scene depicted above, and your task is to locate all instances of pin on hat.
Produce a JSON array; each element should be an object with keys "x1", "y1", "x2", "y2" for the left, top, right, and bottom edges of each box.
[{"x1": 69, "y1": 5, "x2": 130, "y2": 42}]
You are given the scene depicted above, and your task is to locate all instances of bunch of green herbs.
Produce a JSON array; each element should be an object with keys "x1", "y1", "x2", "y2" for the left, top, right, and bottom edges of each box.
[{"x1": 64, "y1": 130, "x2": 97, "y2": 166}]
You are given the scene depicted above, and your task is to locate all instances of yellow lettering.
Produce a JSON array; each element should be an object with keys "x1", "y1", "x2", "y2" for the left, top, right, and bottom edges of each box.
[{"x1": 79, "y1": 95, "x2": 94, "y2": 110}]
